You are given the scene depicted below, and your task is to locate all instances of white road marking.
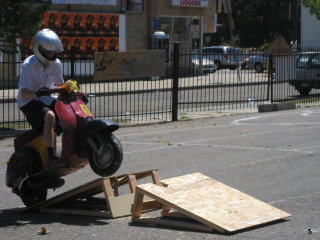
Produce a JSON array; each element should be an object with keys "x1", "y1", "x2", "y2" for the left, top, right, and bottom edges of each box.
[
  {"x1": 233, "y1": 110, "x2": 320, "y2": 126},
  {"x1": 268, "y1": 191, "x2": 320, "y2": 205}
]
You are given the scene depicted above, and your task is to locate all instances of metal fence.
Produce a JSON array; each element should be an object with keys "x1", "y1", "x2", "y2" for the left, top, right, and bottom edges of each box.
[{"x1": 1, "y1": 45, "x2": 320, "y2": 130}]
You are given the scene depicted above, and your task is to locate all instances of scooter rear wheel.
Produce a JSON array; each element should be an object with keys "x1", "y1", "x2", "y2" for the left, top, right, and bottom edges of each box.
[
  {"x1": 7, "y1": 146, "x2": 48, "y2": 207},
  {"x1": 88, "y1": 133, "x2": 123, "y2": 177},
  {"x1": 19, "y1": 182, "x2": 47, "y2": 207}
]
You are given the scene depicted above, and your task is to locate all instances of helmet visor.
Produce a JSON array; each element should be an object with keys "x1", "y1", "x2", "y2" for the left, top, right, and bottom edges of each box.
[{"x1": 38, "y1": 44, "x2": 59, "y2": 61}]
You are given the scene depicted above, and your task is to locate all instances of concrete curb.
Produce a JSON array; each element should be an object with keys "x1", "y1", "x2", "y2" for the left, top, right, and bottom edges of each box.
[{"x1": 258, "y1": 102, "x2": 296, "y2": 113}]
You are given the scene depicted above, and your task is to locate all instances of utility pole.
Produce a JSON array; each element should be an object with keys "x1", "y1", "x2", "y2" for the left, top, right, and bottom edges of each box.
[
  {"x1": 223, "y1": 0, "x2": 235, "y2": 45},
  {"x1": 291, "y1": 0, "x2": 298, "y2": 46},
  {"x1": 223, "y1": 0, "x2": 241, "y2": 81}
]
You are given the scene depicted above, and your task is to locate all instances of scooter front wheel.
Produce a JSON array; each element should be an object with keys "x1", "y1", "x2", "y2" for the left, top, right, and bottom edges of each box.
[{"x1": 87, "y1": 133, "x2": 123, "y2": 177}]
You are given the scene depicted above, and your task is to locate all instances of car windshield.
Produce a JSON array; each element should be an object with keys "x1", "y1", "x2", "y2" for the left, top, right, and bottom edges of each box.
[
  {"x1": 297, "y1": 56, "x2": 310, "y2": 68},
  {"x1": 226, "y1": 48, "x2": 239, "y2": 54},
  {"x1": 297, "y1": 54, "x2": 320, "y2": 68},
  {"x1": 310, "y1": 55, "x2": 320, "y2": 68}
]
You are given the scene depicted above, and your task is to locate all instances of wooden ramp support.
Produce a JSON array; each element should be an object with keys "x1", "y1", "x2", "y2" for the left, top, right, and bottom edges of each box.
[
  {"x1": 28, "y1": 169, "x2": 162, "y2": 218},
  {"x1": 132, "y1": 173, "x2": 291, "y2": 233}
]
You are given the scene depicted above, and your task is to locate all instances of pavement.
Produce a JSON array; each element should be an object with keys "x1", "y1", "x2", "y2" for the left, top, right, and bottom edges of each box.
[{"x1": 1, "y1": 106, "x2": 320, "y2": 239}]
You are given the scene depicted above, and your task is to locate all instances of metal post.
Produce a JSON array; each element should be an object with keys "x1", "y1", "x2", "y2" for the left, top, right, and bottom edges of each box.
[
  {"x1": 199, "y1": 17, "x2": 203, "y2": 74},
  {"x1": 292, "y1": 0, "x2": 298, "y2": 46},
  {"x1": 268, "y1": 54, "x2": 274, "y2": 103},
  {"x1": 71, "y1": 46, "x2": 75, "y2": 79},
  {"x1": 172, "y1": 43, "x2": 180, "y2": 122}
]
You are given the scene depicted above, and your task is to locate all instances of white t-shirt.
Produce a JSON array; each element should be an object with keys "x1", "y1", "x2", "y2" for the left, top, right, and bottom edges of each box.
[{"x1": 17, "y1": 55, "x2": 64, "y2": 108}]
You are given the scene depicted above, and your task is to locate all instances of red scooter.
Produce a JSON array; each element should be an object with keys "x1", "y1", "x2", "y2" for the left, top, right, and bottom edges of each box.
[{"x1": 6, "y1": 80, "x2": 123, "y2": 206}]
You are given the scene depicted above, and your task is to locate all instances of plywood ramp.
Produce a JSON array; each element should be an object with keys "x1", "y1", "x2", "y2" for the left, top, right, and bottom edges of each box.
[
  {"x1": 132, "y1": 173, "x2": 291, "y2": 233},
  {"x1": 27, "y1": 169, "x2": 162, "y2": 218}
]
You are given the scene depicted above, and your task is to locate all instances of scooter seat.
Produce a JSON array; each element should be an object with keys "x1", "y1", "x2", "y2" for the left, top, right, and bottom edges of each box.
[{"x1": 14, "y1": 129, "x2": 41, "y2": 151}]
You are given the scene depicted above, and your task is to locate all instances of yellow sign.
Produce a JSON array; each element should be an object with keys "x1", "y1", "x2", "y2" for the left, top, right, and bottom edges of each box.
[{"x1": 80, "y1": 104, "x2": 93, "y2": 117}]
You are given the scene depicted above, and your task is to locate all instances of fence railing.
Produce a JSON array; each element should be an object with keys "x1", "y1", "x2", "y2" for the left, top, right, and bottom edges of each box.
[{"x1": 2, "y1": 46, "x2": 320, "y2": 130}]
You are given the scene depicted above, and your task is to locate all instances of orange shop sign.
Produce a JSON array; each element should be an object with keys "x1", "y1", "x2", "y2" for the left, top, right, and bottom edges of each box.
[{"x1": 172, "y1": 0, "x2": 208, "y2": 7}]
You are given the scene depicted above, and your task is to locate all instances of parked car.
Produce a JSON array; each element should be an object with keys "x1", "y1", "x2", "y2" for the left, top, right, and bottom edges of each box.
[
  {"x1": 191, "y1": 54, "x2": 217, "y2": 74},
  {"x1": 202, "y1": 46, "x2": 241, "y2": 70},
  {"x1": 289, "y1": 52, "x2": 320, "y2": 96},
  {"x1": 241, "y1": 53, "x2": 269, "y2": 73}
]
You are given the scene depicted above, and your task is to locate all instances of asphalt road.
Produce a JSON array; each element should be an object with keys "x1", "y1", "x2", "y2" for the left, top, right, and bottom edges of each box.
[{"x1": 1, "y1": 106, "x2": 320, "y2": 239}]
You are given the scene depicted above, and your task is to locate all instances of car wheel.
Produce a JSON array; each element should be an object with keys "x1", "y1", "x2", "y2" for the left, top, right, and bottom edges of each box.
[
  {"x1": 296, "y1": 87, "x2": 311, "y2": 96},
  {"x1": 230, "y1": 66, "x2": 237, "y2": 70},
  {"x1": 254, "y1": 63, "x2": 264, "y2": 73},
  {"x1": 214, "y1": 61, "x2": 222, "y2": 69}
]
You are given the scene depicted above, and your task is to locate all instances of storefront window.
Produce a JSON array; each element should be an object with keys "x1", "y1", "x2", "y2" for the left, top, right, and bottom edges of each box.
[{"x1": 158, "y1": 16, "x2": 193, "y2": 57}]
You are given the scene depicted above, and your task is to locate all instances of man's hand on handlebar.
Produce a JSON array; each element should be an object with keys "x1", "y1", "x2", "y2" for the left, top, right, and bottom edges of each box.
[{"x1": 36, "y1": 87, "x2": 52, "y2": 97}]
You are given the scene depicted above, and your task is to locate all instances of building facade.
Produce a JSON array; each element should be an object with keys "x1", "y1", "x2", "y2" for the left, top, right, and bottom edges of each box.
[{"x1": 1, "y1": 0, "x2": 219, "y2": 88}]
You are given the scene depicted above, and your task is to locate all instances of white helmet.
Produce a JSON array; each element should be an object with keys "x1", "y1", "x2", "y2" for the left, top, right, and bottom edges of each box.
[{"x1": 33, "y1": 28, "x2": 63, "y2": 66}]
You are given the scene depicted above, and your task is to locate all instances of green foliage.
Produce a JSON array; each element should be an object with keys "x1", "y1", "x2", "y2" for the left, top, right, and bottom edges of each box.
[
  {"x1": 0, "y1": 0, "x2": 49, "y2": 53},
  {"x1": 302, "y1": 0, "x2": 320, "y2": 20},
  {"x1": 259, "y1": 42, "x2": 271, "y2": 51},
  {"x1": 217, "y1": 0, "x2": 293, "y2": 48}
]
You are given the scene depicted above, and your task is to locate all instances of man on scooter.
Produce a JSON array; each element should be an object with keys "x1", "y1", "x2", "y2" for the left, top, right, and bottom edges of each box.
[{"x1": 16, "y1": 28, "x2": 64, "y2": 165}]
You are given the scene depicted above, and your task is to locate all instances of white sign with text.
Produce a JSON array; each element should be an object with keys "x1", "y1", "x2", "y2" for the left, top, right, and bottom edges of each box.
[{"x1": 172, "y1": 0, "x2": 208, "y2": 7}]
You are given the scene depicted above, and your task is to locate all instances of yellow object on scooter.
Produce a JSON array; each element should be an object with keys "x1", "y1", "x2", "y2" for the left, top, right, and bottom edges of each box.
[{"x1": 61, "y1": 79, "x2": 80, "y2": 93}]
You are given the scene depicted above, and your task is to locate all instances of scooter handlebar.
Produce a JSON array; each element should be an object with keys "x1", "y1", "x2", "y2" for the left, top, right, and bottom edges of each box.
[
  {"x1": 36, "y1": 80, "x2": 81, "y2": 97},
  {"x1": 36, "y1": 87, "x2": 53, "y2": 97}
]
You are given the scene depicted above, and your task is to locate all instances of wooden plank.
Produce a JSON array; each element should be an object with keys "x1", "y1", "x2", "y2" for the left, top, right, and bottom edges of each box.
[
  {"x1": 108, "y1": 194, "x2": 134, "y2": 218},
  {"x1": 102, "y1": 178, "x2": 114, "y2": 198},
  {"x1": 151, "y1": 170, "x2": 161, "y2": 186},
  {"x1": 132, "y1": 191, "x2": 144, "y2": 218},
  {"x1": 128, "y1": 175, "x2": 137, "y2": 193},
  {"x1": 133, "y1": 217, "x2": 214, "y2": 233},
  {"x1": 141, "y1": 200, "x2": 162, "y2": 211},
  {"x1": 39, "y1": 208, "x2": 112, "y2": 218},
  {"x1": 29, "y1": 178, "x2": 104, "y2": 210},
  {"x1": 136, "y1": 173, "x2": 291, "y2": 233}
]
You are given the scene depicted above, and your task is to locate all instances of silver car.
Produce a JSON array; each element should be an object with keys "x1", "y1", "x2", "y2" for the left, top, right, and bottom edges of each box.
[
  {"x1": 289, "y1": 52, "x2": 320, "y2": 96},
  {"x1": 242, "y1": 54, "x2": 269, "y2": 73},
  {"x1": 192, "y1": 54, "x2": 217, "y2": 74},
  {"x1": 202, "y1": 46, "x2": 241, "y2": 70}
]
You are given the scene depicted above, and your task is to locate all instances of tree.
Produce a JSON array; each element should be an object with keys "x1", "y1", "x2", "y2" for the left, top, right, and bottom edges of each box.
[
  {"x1": 0, "y1": 0, "x2": 49, "y2": 53},
  {"x1": 216, "y1": 0, "x2": 293, "y2": 48},
  {"x1": 302, "y1": 0, "x2": 320, "y2": 20}
]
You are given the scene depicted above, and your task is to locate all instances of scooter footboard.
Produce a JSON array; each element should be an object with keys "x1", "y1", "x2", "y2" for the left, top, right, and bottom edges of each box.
[{"x1": 77, "y1": 119, "x2": 119, "y2": 157}]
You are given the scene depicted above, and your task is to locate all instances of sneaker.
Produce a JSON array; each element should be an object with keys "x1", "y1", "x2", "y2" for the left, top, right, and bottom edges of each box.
[{"x1": 48, "y1": 156, "x2": 60, "y2": 167}]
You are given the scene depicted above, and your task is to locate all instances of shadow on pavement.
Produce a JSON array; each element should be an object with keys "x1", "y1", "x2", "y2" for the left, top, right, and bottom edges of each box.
[{"x1": 0, "y1": 208, "x2": 109, "y2": 228}]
